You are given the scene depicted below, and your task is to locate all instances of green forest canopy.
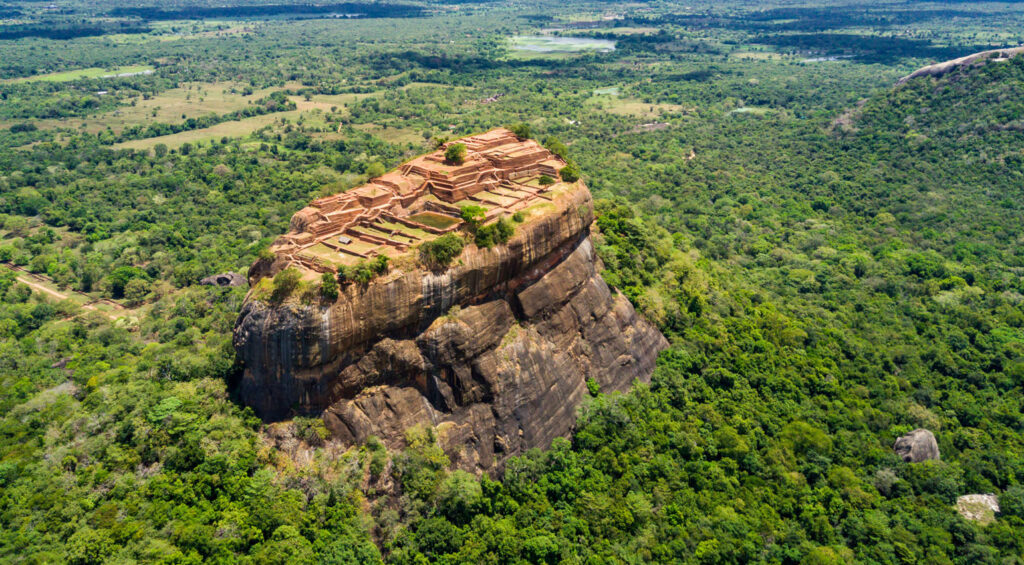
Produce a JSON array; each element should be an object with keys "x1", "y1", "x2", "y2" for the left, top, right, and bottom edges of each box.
[{"x1": 0, "y1": 0, "x2": 1022, "y2": 562}]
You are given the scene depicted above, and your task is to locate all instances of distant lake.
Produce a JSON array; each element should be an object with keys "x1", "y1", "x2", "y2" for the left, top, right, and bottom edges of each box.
[{"x1": 511, "y1": 35, "x2": 616, "y2": 54}]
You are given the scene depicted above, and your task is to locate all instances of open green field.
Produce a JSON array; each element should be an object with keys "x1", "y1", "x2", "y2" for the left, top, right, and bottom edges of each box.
[
  {"x1": 587, "y1": 93, "x2": 689, "y2": 118},
  {"x1": 14, "y1": 82, "x2": 303, "y2": 137},
  {"x1": 352, "y1": 123, "x2": 424, "y2": 145},
  {"x1": 5, "y1": 65, "x2": 154, "y2": 84},
  {"x1": 113, "y1": 110, "x2": 301, "y2": 150}
]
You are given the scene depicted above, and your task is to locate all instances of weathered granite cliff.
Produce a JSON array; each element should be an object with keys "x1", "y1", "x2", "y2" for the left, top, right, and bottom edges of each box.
[
  {"x1": 234, "y1": 129, "x2": 667, "y2": 471},
  {"x1": 896, "y1": 45, "x2": 1024, "y2": 85}
]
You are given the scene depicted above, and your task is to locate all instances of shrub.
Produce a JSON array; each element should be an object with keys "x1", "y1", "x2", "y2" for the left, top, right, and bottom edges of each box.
[
  {"x1": 352, "y1": 263, "x2": 374, "y2": 284},
  {"x1": 474, "y1": 218, "x2": 514, "y2": 249},
  {"x1": 9, "y1": 122, "x2": 37, "y2": 133},
  {"x1": 419, "y1": 234, "x2": 465, "y2": 268},
  {"x1": 459, "y1": 205, "x2": 487, "y2": 232},
  {"x1": 512, "y1": 211, "x2": 525, "y2": 223},
  {"x1": 538, "y1": 174, "x2": 555, "y2": 186},
  {"x1": 271, "y1": 267, "x2": 301, "y2": 301},
  {"x1": 371, "y1": 254, "x2": 389, "y2": 275},
  {"x1": 320, "y1": 272, "x2": 339, "y2": 300},
  {"x1": 444, "y1": 142, "x2": 467, "y2": 165},
  {"x1": 336, "y1": 265, "x2": 352, "y2": 285}
]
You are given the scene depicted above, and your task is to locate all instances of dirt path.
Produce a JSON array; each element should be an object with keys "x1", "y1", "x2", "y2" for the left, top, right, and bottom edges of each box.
[{"x1": 1, "y1": 263, "x2": 127, "y2": 319}]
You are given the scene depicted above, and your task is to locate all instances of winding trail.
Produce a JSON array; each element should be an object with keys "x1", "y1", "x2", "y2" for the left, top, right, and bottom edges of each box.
[{"x1": 1, "y1": 263, "x2": 126, "y2": 319}]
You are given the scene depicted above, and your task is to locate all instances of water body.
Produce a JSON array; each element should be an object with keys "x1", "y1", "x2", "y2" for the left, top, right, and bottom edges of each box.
[
  {"x1": 801, "y1": 55, "x2": 854, "y2": 63},
  {"x1": 102, "y1": 69, "x2": 155, "y2": 78},
  {"x1": 511, "y1": 36, "x2": 616, "y2": 54},
  {"x1": 408, "y1": 212, "x2": 459, "y2": 230}
]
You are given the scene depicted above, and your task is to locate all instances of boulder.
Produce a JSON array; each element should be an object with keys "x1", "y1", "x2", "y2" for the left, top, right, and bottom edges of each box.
[
  {"x1": 893, "y1": 428, "x2": 940, "y2": 463},
  {"x1": 200, "y1": 272, "x2": 246, "y2": 287}
]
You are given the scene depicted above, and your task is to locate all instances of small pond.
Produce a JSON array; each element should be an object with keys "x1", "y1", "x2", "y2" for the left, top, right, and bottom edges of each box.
[{"x1": 408, "y1": 212, "x2": 460, "y2": 230}]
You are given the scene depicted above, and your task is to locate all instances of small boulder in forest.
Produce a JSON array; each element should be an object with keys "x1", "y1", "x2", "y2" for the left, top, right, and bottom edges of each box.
[
  {"x1": 893, "y1": 428, "x2": 940, "y2": 463},
  {"x1": 200, "y1": 272, "x2": 247, "y2": 287}
]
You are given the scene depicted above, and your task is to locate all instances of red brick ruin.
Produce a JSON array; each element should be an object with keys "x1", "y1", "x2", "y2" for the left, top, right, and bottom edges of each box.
[{"x1": 270, "y1": 128, "x2": 568, "y2": 272}]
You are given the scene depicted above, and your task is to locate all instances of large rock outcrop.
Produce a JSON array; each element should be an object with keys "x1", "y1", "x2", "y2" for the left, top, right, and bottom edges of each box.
[
  {"x1": 896, "y1": 46, "x2": 1024, "y2": 85},
  {"x1": 234, "y1": 183, "x2": 668, "y2": 472}
]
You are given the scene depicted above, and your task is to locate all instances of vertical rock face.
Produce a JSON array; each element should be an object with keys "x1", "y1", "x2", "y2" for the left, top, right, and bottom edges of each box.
[{"x1": 233, "y1": 135, "x2": 668, "y2": 472}]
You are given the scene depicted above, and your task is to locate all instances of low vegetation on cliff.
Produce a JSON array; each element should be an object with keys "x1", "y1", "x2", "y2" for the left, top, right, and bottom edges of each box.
[
  {"x1": 418, "y1": 234, "x2": 464, "y2": 269},
  {"x1": 0, "y1": 0, "x2": 1023, "y2": 563}
]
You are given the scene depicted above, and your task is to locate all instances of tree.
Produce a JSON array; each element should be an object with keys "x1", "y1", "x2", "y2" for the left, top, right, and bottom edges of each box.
[
  {"x1": 124, "y1": 278, "x2": 150, "y2": 306},
  {"x1": 510, "y1": 123, "x2": 532, "y2": 139},
  {"x1": 999, "y1": 485, "x2": 1024, "y2": 518},
  {"x1": 65, "y1": 528, "x2": 114, "y2": 565},
  {"x1": 365, "y1": 161, "x2": 386, "y2": 178},
  {"x1": 107, "y1": 266, "x2": 147, "y2": 299},
  {"x1": 538, "y1": 174, "x2": 555, "y2": 186},
  {"x1": 543, "y1": 136, "x2": 568, "y2": 158},
  {"x1": 559, "y1": 162, "x2": 581, "y2": 183},
  {"x1": 459, "y1": 205, "x2": 487, "y2": 233},
  {"x1": 445, "y1": 143, "x2": 467, "y2": 165}
]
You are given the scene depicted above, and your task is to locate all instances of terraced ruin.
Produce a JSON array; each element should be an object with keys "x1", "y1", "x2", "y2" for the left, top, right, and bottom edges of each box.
[{"x1": 270, "y1": 128, "x2": 568, "y2": 271}]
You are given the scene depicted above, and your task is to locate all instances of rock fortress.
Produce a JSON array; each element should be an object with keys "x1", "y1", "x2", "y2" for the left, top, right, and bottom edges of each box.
[{"x1": 234, "y1": 127, "x2": 668, "y2": 472}]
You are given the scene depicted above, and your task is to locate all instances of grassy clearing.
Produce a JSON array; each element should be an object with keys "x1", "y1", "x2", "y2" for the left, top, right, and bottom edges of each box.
[
  {"x1": 113, "y1": 110, "x2": 302, "y2": 150},
  {"x1": 5, "y1": 65, "x2": 154, "y2": 84},
  {"x1": 302, "y1": 243, "x2": 347, "y2": 267},
  {"x1": 729, "y1": 51, "x2": 786, "y2": 61},
  {"x1": 588, "y1": 95, "x2": 688, "y2": 118},
  {"x1": 16, "y1": 82, "x2": 291, "y2": 136},
  {"x1": 352, "y1": 123, "x2": 424, "y2": 145},
  {"x1": 376, "y1": 220, "x2": 432, "y2": 240}
]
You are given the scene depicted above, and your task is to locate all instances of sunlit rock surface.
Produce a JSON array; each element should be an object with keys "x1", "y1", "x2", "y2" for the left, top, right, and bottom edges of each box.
[{"x1": 234, "y1": 130, "x2": 667, "y2": 471}]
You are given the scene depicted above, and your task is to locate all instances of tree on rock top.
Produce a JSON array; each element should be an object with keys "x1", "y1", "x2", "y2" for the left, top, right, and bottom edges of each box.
[
  {"x1": 510, "y1": 123, "x2": 532, "y2": 139},
  {"x1": 459, "y1": 205, "x2": 486, "y2": 232},
  {"x1": 560, "y1": 162, "x2": 581, "y2": 183},
  {"x1": 444, "y1": 143, "x2": 467, "y2": 165}
]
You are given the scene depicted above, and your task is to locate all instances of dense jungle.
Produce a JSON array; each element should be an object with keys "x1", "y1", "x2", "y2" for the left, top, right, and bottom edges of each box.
[{"x1": 0, "y1": 0, "x2": 1023, "y2": 563}]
